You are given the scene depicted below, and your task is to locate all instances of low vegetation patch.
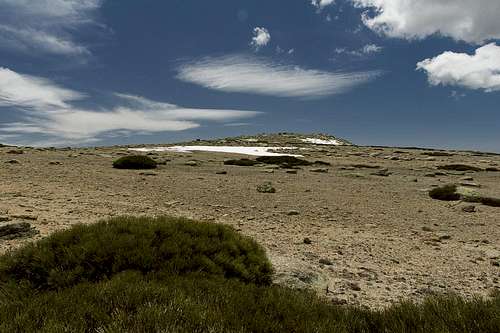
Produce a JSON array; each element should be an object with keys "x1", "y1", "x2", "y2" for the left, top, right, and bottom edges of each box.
[
  {"x1": 224, "y1": 158, "x2": 260, "y2": 166},
  {"x1": 437, "y1": 164, "x2": 483, "y2": 172},
  {"x1": 256, "y1": 156, "x2": 312, "y2": 168},
  {"x1": 0, "y1": 216, "x2": 273, "y2": 290},
  {"x1": 112, "y1": 155, "x2": 157, "y2": 169},
  {"x1": 480, "y1": 197, "x2": 500, "y2": 207},
  {"x1": 0, "y1": 216, "x2": 498, "y2": 332},
  {"x1": 429, "y1": 184, "x2": 461, "y2": 201},
  {"x1": 430, "y1": 185, "x2": 500, "y2": 207},
  {"x1": 421, "y1": 151, "x2": 453, "y2": 157}
]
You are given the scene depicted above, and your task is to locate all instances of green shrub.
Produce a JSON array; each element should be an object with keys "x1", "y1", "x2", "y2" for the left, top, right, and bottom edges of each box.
[
  {"x1": 1, "y1": 272, "x2": 499, "y2": 333},
  {"x1": 480, "y1": 197, "x2": 500, "y2": 207},
  {"x1": 0, "y1": 216, "x2": 273, "y2": 290},
  {"x1": 256, "y1": 156, "x2": 312, "y2": 167},
  {"x1": 224, "y1": 158, "x2": 260, "y2": 166},
  {"x1": 112, "y1": 155, "x2": 157, "y2": 169},
  {"x1": 429, "y1": 184, "x2": 461, "y2": 201}
]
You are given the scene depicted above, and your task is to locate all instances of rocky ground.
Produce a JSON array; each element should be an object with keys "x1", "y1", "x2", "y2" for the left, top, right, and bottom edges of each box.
[{"x1": 1, "y1": 133, "x2": 499, "y2": 308}]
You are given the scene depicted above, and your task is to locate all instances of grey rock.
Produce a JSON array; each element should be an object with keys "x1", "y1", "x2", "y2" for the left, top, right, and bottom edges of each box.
[
  {"x1": 319, "y1": 258, "x2": 333, "y2": 266},
  {"x1": 462, "y1": 205, "x2": 476, "y2": 213},
  {"x1": 257, "y1": 182, "x2": 276, "y2": 193},
  {"x1": 310, "y1": 168, "x2": 328, "y2": 173}
]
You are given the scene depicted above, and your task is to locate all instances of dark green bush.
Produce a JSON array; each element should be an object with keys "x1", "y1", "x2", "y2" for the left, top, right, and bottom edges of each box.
[
  {"x1": 0, "y1": 216, "x2": 273, "y2": 290},
  {"x1": 112, "y1": 155, "x2": 157, "y2": 169},
  {"x1": 224, "y1": 158, "x2": 260, "y2": 166},
  {"x1": 480, "y1": 197, "x2": 500, "y2": 207},
  {"x1": 1, "y1": 272, "x2": 499, "y2": 333},
  {"x1": 256, "y1": 156, "x2": 312, "y2": 167},
  {"x1": 429, "y1": 184, "x2": 461, "y2": 201}
]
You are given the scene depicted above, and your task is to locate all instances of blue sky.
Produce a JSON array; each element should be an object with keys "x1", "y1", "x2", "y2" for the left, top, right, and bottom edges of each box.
[{"x1": 0, "y1": 0, "x2": 499, "y2": 152}]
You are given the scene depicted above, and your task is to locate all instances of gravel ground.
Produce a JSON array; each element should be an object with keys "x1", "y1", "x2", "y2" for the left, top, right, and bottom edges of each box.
[{"x1": 1, "y1": 134, "x2": 499, "y2": 308}]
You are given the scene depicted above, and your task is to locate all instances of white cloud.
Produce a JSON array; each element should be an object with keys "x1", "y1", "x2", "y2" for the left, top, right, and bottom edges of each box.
[
  {"x1": 0, "y1": 67, "x2": 85, "y2": 108},
  {"x1": 250, "y1": 27, "x2": 271, "y2": 50},
  {"x1": 0, "y1": 68, "x2": 260, "y2": 145},
  {"x1": 0, "y1": 0, "x2": 103, "y2": 56},
  {"x1": 417, "y1": 43, "x2": 500, "y2": 92},
  {"x1": 176, "y1": 54, "x2": 380, "y2": 99},
  {"x1": 351, "y1": 0, "x2": 500, "y2": 44},
  {"x1": 335, "y1": 43, "x2": 383, "y2": 57},
  {"x1": 311, "y1": 0, "x2": 335, "y2": 11}
]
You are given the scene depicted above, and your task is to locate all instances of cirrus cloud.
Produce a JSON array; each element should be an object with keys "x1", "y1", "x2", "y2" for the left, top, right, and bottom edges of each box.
[
  {"x1": 0, "y1": 0, "x2": 104, "y2": 57},
  {"x1": 0, "y1": 68, "x2": 260, "y2": 146},
  {"x1": 176, "y1": 54, "x2": 381, "y2": 99}
]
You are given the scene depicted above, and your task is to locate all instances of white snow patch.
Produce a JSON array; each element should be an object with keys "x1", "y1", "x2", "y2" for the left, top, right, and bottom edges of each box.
[
  {"x1": 128, "y1": 146, "x2": 302, "y2": 157},
  {"x1": 301, "y1": 138, "x2": 342, "y2": 145}
]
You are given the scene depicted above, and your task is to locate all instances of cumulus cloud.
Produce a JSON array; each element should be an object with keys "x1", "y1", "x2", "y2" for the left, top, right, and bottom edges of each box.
[
  {"x1": 351, "y1": 0, "x2": 500, "y2": 44},
  {"x1": 176, "y1": 54, "x2": 380, "y2": 99},
  {"x1": 417, "y1": 43, "x2": 500, "y2": 92},
  {"x1": 311, "y1": 0, "x2": 335, "y2": 11},
  {"x1": 0, "y1": 68, "x2": 260, "y2": 145},
  {"x1": 250, "y1": 27, "x2": 271, "y2": 50},
  {"x1": 0, "y1": 0, "x2": 103, "y2": 56}
]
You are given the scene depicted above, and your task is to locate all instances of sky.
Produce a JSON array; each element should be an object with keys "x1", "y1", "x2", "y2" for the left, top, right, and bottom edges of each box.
[{"x1": 0, "y1": 0, "x2": 499, "y2": 152}]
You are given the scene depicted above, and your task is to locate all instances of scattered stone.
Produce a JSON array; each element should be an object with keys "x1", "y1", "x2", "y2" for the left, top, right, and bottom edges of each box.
[
  {"x1": 310, "y1": 168, "x2": 328, "y2": 173},
  {"x1": 439, "y1": 235, "x2": 452, "y2": 241},
  {"x1": 184, "y1": 161, "x2": 198, "y2": 166},
  {"x1": 491, "y1": 260, "x2": 500, "y2": 267},
  {"x1": 0, "y1": 222, "x2": 38, "y2": 240},
  {"x1": 437, "y1": 164, "x2": 483, "y2": 172},
  {"x1": 351, "y1": 164, "x2": 380, "y2": 169},
  {"x1": 371, "y1": 168, "x2": 391, "y2": 177},
  {"x1": 11, "y1": 214, "x2": 38, "y2": 221},
  {"x1": 459, "y1": 181, "x2": 481, "y2": 188},
  {"x1": 422, "y1": 151, "x2": 453, "y2": 157},
  {"x1": 422, "y1": 226, "x2": 433, "y2": 232},
  {"x1": 287, "y1": 210, "x2": 300, "y2": 216},
  {"x1": 319, "y1": 258, "x2": 333, "y2": 266},
  {"x1": 348, "y1": 282, "x2": 362, "y2": 291},
  {"x1": 216, "y1": 171, "x2": 227, "y2": 175},
  {"x1": 303, "y1": 237, "x2": 312, "y2": 244},
  {"x1": 139, "y1": 172, "x2": 157, "y2": 176},
  {"x1": 460, "y1": 176, "x2": 474, "y2": 181},
  {"x1": 5, "y1": 159, "x2": 20, "y2": 164},
  {"x1": 462, "y1": 205, "x2": 476, "y2": 213},
  {"x1": 286, "y1": 170, "x2": 297, "y2": 174},
  {"x1": 256, "y1": 182, "x2": 276, "y2": 193},
  {"x1": 6, "y1": 150, "x2": 23, "y2": 154},
  {"x1": 49, "y1": 161, "x2": 62, "y2": 165},
  {"x1": 0, "y1": 216, "x2": 11, "y2": 223},
  {"x1": 313, "y1": 160, "x2": 331, "y2": 166}
]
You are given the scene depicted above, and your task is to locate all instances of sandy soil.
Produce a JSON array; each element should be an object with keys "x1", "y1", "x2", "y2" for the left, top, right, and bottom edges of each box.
[{"x1": 1, "y1": 134, "x2": 499, "y2": 308}]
